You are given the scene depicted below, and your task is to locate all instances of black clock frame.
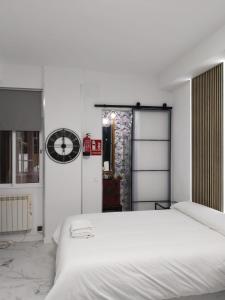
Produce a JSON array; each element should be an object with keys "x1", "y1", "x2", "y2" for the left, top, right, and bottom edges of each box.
[{"x1": 46, "y1": 128, "x2": 81, "y2": 164}]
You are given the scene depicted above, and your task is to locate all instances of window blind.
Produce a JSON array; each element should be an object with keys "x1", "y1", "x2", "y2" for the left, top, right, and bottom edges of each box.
[
  {"x1": 192, "y1": 63, "x2": 223, "y2": 211},
  {"x1": 0, "y1": 89, "x2": 42, "y2": 131}
]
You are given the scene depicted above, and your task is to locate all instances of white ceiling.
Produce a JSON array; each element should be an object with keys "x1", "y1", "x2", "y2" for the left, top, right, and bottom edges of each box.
[{"x1": 1, "y1": 0, "x2": 225, "y2": 75}]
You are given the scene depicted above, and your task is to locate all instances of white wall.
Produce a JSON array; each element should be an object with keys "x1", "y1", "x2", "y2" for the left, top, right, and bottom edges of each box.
[
  {"x1": 43, "y1": 66, "x2": 84, "y2": 241},
  {"x1": 81, "y1": 72, "x2": 171, "y2": 214},
  {"x1": 159, "y1": 23, "x2": 225, "y2": 90},
  {"x1": 1, "y1": 19, "x2": 225, "y2": 241},
  {"x1": 0, "y1": 63, "x2": 172, "y2": 242},
  {"x1": 0, "y1": 63, "x2": 43, "y2": 89},
  {"x1": 171, "y1": 81, "x2": 191, "y2": 203},
  {"x1": 159, "y1": 22, "x2": 225, "y2": 208},
  {"x1": 44, "y1": 69, "x2": 172, "y2": 241}
]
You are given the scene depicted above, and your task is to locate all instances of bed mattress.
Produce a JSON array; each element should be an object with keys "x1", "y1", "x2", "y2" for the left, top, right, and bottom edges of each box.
[{"x1": 46, "y1": 208, "x2": 225, "y2": 300}]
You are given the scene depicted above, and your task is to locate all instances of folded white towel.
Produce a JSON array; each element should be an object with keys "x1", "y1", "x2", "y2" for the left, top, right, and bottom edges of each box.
[
  {"x1": 71, "y1": 230, "x2": 94, "y2": 239},
  {"x1": 70, "y1": 219, "x2": 93, "y2": 231},
  {"x1": 70, "y1": 219, "x2": 95, "y2": 239}
]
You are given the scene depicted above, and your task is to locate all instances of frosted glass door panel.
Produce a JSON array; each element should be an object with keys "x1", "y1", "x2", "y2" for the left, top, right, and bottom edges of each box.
[
  {"x1": 132, "y1": 109, "x2": 171, "y2": 211},
  {"x1": 133, "y1": 141, "x2": 169, "y2": 170},
  {"x1": 133, "y1": 202, "x2": 168, "y2": 211},
  {"x1": 134, "y1": 111, "x2": 170, "y2": 140},
  {"x1": 133, "y1": 202, "x2": 156, "y2": 211},
  {"x1": 133, "y1": 172, "x2": 169, "y2": 202}
]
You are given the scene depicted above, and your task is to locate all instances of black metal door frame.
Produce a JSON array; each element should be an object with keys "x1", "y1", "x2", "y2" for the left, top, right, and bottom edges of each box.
[
  {"x1": 95, "y1": 103, "x2": 172, "y2": 211},
  {"x1": 131, "y1": 107, "x2": 172, "y2": 211}
]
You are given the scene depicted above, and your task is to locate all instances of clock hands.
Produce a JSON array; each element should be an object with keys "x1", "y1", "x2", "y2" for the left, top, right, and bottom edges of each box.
[
  {"x1": 46, "y1": 129, "x2": 81, "y2": 163},
  {"x1": 53, "y1": 144, "x2": 73, "y2": 148}
]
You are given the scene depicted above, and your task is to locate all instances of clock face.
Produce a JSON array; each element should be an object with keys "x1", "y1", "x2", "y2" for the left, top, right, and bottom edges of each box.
[{"x1": 46, "y1": 128, "x2": 81, "y2": 163}]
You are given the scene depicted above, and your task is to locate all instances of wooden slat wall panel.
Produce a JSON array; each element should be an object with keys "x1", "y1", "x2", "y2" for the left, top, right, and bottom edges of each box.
[{"x1": 192, "y1": 63, "x2": 223, "y2": 211}]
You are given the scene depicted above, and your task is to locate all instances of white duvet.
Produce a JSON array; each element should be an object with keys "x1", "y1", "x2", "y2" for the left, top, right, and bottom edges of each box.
[{"x1": 46, "y1": 206, "x2": 225, "y2": 300}]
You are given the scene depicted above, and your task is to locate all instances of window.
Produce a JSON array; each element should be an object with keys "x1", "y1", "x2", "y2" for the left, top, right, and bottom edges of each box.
[
  {"x1": 16, "y1": 131, "x2": 39, "y2": 184},
  {"x1": 0, "y1": 131, "x2": 12, "y2": 183},
  {"x1": 0, "y1": 131, "x2": 40, "y2": 185}
]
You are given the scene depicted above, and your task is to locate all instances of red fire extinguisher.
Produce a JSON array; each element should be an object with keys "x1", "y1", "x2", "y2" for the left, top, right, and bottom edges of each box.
[{"x1": 83, "y1": 133, "x2": 91, "y2": 156}]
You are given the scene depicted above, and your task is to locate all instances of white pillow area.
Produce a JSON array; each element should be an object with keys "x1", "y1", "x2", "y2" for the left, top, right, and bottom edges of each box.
[{"x1": 173, "y1": 201, "x2": 225, "y2": 237}]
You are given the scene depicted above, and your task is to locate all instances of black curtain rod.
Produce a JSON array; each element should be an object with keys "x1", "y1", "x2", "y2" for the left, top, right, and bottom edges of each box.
[{"x1": 94, "y1": 102, "x2": 172, "y2": 110}]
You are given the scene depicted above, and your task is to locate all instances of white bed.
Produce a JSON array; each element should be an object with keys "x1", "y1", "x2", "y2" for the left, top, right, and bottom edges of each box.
[{"x1": 46, "y1": 202, "x2": 225, "y2": 300}]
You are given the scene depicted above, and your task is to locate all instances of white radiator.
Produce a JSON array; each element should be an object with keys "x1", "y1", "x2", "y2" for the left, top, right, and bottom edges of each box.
[{"x1": 0, "y1": 195, "x2": 32, "y2": 233}]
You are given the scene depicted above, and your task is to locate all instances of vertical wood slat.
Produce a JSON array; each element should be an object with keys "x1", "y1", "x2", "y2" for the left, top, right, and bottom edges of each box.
[{"x1": 192, "y1": 63, "x2": 223, "y2": 211}]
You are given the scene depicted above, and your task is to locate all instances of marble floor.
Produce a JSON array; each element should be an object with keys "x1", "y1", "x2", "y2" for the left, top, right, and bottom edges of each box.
[
  {"x1": 0, "y1": 241, "x2": 56, "y2": 300},
  {"x1": 1, "y1": 241, "x2": 225, "y2": 300}
]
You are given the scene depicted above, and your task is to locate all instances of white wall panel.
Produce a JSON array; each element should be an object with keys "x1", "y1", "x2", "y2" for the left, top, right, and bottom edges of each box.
[
  {"x1": 44, "y1": 66, "x2": 83, "y2": 241},
  {"x1": 171, "y1": 81, "x2": 191, "y2": 203}
]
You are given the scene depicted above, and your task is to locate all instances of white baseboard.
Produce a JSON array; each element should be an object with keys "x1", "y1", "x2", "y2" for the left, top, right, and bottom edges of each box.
[
  {"x1": 0, "y1": 232, "x2": 43, "y2": 242},
  {"x1": 43, "y1": 236, "x2": 54, "y2": 244}
]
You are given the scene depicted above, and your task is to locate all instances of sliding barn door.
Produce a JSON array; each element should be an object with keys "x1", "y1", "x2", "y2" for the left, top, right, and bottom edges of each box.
[
  {"x1": 132, "y1": 109, "x2": 171, "y2": 210},
  {"x1": 192, "y1": 63, "x2": 223, "y2": 211}
]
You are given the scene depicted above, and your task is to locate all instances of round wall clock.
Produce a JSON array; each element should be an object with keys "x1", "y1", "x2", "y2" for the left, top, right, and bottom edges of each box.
[{"x1": 46, "y1": 128, "x2": 81, "y2": 163}]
